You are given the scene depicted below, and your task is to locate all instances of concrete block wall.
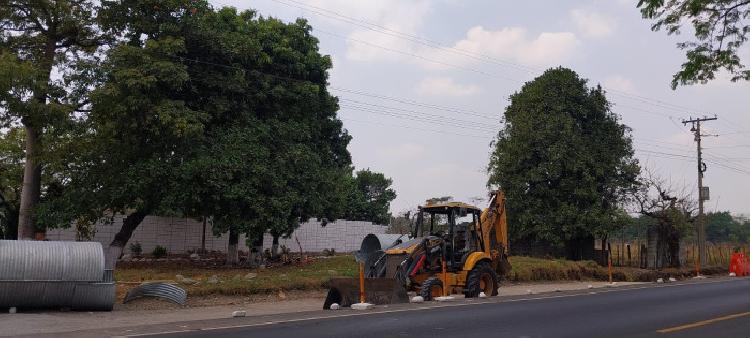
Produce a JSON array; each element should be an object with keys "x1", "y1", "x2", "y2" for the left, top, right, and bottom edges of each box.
[
  {"x1": 262, "y1": 220, "x2": 388, "y2": 253},
  {"x1": 46, "y1": 216, "x2": 388, "y2": 255}
]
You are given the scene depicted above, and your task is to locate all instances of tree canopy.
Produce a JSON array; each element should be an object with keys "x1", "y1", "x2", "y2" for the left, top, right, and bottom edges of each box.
[
  {"x1": 488, "y1": 67, "x2": 640, "y2": 256},
  {"x1": 705, "y1": 211, "x2": 750, "y2": 243},
  {"x1": 638, "y1": 0, "x2": 750, "y2": 88},
  {"x1": 35, "y1": 1, "x2": 354, "y2": 265},
  {"x1": 0, "y1": 128, "x2": 24, "y2": 239},
  {"x1": 345, "y1": 169, "x2": 397, "y2": 225},
  {"x1": 1, "y1": 0, "x2": 105, "y2": 238}
]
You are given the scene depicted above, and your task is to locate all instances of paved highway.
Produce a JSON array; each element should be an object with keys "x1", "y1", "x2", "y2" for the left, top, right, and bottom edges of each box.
[{"x1": 139, "y1": 278, "x2": 750, "y2": 338}]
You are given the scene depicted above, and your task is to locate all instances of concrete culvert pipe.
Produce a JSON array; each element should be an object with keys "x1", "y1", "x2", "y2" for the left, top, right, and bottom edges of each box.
[
  {"x1": 357, "y1": 234, "x2": 409, "y2": 277},
  {"x1": 359, "y1": 234, "x2": 408, "y2": 256}
]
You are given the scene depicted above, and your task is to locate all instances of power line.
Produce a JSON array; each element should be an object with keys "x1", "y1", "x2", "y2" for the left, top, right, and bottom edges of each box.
[
  {"x1": 341, "y1": 118, "x2": 493, "y2": 140},
  {"x1": 265, "y1": 0, "x2": 707, "y2": 119},
  {"x1": 340, "y1": 104, "x2": 498, "y2": 133},
  {"x1": 635, "y1": 149, "x2": 750, "y2": 175},
  {"x1": 316, "y1": 25, "x2": 698, "y2": 125},
  {"x1": 339, "y1": 98, "x2": 499, "y2": 129},
  {"x1": 155, "y1": 38, "x2": 748, "y2": 176},
  {"x1": 268, "y1": 0, "x2": 537, "y2": 75},
  {"x1": 704, "y1": 144, "x2": 750, "y2": 148},
  {"x1": 330, "y1": 87, "x2": 499, "y2": 120},
  {"x1": 266, "y1": 0, "x2": 711, "y2": 121},
  {"x1": 313, "y1": 28, "x2": 523, "y2": 83},
  {"x1": 159, "y1": 52, "x2": 504, "y2": 127}
]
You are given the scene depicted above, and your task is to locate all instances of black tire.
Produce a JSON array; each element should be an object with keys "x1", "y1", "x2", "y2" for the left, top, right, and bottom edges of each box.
[
  {"x1": 419, "y1": 277, "x2": 443, "y2": 301},
  {"x1": 464, "y1": 262, "x2": 498, "y2": 298}
]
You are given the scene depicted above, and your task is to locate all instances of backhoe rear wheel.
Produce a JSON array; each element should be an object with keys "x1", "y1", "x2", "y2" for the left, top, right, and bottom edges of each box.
[
  {"x1": 464, "y1": 262, "x2": 498, "y2": 298},
  {"x1": 420, "y1": 277, "x2": 443, "y2": 301}
]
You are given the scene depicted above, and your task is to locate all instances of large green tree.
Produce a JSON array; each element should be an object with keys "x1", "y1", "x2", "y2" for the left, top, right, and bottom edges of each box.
[
  {"x1": 1, "y1": 1, "x2": 103, "y2": 239},
  {"x1": 638, "y1": 0, "x2": 750, "y2": 88},
  {"x1": 345, "y1": 169, "x2": 397, "y2": 225},
  {"x1": 36, "y1": 0, "x2": 215, "y2": 262},
  {"x1": 488, "y1": 67, "x2": 640, "y2": 259},
  {"x1": 40, "y1": 2, "x2": 352, "y2": 267},
  {"x1": 175, "y1": 7, "x2": 352, "y2": 265},
  {"x1": 706, "y1": 211, "x2": 749, "y2": 243}
]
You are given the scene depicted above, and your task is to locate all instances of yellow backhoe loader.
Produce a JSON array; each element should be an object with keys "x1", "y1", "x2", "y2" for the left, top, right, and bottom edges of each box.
[{"x1": 324, "y1": 190, "x2": 511, "y2": 309}]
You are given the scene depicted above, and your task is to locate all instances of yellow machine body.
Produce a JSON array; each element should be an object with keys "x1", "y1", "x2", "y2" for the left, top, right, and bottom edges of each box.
[{"x1": 324, "y1": 190, "x2": 511, "y2": 308}]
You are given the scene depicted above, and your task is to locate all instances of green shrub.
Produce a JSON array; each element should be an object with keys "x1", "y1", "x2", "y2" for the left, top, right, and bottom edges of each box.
[
  {"x1": 152, "y1": 245, "x2": 168, "y2": 258},
  {"x1": 129, "y1": 241, "x2": 143, "y2": 256}
]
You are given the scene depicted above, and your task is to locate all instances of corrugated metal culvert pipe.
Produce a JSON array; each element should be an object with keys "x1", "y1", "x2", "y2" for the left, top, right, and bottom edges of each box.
[{"x1": 0, "y1": 240, "x2": 115, "y2": 311}]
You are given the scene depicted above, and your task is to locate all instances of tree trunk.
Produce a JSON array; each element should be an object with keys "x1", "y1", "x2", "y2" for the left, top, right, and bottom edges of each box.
[
  {"x1": 201, "y1": 216, "x2": 207, "y2": 253},
  {"x1": 253, "y1": 237, "x2": 264, "y2": 266},
  {"x1": 248, "y1": 236, "x2": 264, "y2": 268},
  {"x1": 627, "y1": 244, "x2": 631, "y2": 267},
  {"x1": 227, "y1": 226, "x2": 239, "y2": 266},
  {"x1": 18, "y1": 125, "x2": 41, "y2": 240},
  {"x1": 18, "y1": 34, "x2": 57, "y2": 240},
  {"x1": 271, "y1": 234, "x2": 280, "y2": 259},
  {"x1": 106, "y1": 210, "x2": 149, "y2": 269},
  {"x1": 668, "y1": 227, "x2": 681, "y2": 268}
]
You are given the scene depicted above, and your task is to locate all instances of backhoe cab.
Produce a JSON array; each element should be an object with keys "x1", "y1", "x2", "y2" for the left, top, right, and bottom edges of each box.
[{"x1": 324, "y1": 190, "x2": 511, "y2": 308}]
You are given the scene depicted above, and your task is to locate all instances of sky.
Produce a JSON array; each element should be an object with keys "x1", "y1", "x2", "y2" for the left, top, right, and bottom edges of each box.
[{"x1": 211, "y1": 0, "x2": 750, "y2": 216}]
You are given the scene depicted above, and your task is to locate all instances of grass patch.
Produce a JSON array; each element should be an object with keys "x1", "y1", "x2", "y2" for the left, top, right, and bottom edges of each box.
[
  {"x1": 507, "y1": 256, "x2": 727, "y2": 283},
  {"x1": 116, "y1": 255, "x2": 728, "y2": 299},
  {"x1": 115, "y1": 255, "x2": 358, "y2": 298},
  {"x1": 507, "y1": 256, "x2": 608, "y2": 282}
]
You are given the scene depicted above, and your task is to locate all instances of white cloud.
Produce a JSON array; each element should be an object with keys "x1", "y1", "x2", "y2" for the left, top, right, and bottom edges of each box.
[
  {"x1": 415, "y1": 77, "x2": 480, "y2": 97},
  {"x1": 326, "y1": 0, "x2": 432, "y2": 62},
  {"x1": 570, "y1": 9, "x2": 615, "y2": 39},
  {"x1": 443, "y1": 26, "x2": 579, "y2": 68},
  {"x1": 306, "y1": 0, "x2": 429, "y2": 30},
  {"x1": 334, "y1": 2, "x2": 578, "y2": 69},
  {"x1": 604, "y1": 75, "x2": 638, "y2": 94}
]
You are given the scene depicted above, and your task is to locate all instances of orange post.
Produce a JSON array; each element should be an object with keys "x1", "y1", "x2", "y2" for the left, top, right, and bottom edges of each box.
[
  {"x1": 608, "y1": 253, "x2": 613, "y2": 284},
  {"x1": 441, "y1": 259, "x2": 448, "y2": 297},
  {"x1": 695, "y1": 257, "x2": 701, "y2": 277},
  {"x1": 358, "y1": 261, "x2": 365, "y2": 303}
]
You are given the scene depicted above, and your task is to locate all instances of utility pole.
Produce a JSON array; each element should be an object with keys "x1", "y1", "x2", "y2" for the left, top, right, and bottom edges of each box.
[{"x1": 682, "y1": 115, "x2": 717, "y2": 273}]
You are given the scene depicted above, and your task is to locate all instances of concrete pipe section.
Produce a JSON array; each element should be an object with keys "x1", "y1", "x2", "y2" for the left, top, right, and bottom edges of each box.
[
  {"x1": 359, "y1": 234, "x2": 409, "y2": 257},
  {"x1": 357, "y1": 233, "x2": 410, "y2": 277},
  {"x1": 0, "y1": 240, "x2": 115, "y2": 311}
]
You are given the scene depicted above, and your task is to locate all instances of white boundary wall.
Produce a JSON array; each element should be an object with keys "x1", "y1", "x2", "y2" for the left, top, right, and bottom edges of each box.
[{"x1": 46, "y1": 216, "x2": 388, "y2": 254}]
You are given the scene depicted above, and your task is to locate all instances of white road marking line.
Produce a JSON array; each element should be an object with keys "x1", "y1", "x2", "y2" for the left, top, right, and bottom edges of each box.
[
  {"x1": 123, "y1": 329, "x2": 192, "y2": 337},
  {"x1": 123, "y1": 278, "x2": 745, "y2": 337}
]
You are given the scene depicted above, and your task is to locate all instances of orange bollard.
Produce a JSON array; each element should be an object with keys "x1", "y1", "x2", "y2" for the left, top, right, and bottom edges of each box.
[
  {"x1": 358, "y1": 261, "x2": 365, "y2": 303},
  {"x1": 441, "y1": 259, "x2": 448, "y2": 297},
  {"x1": 729, "y1": 252, "x2": 747, "y2": 276},
  {"x1": 695, "y1": 257, "x2": 701, "y2": 277}
]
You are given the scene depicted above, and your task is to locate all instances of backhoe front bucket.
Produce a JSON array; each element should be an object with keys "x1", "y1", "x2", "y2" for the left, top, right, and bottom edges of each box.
[{"x1": 323, "y1": 278, "x2": 408, "y2": 309}]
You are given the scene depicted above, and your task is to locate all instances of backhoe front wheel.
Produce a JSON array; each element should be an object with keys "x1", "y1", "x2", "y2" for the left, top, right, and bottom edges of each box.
[
  {"x1": 420, "y1": 277, "x2": 443, "y2": 301},
  {"x1": 464, "y1": 262, "x2": 498, "y2": 298}
]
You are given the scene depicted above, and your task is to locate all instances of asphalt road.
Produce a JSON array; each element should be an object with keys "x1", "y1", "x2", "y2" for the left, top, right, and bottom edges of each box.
[{"x1": 144, "y1": 278, "x2": 750, "y2": 338}]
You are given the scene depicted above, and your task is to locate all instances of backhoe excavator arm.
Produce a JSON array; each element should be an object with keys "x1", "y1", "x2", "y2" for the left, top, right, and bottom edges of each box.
[{"x1": 477, "y1": 190, "x2": 508, "y2": 255}]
